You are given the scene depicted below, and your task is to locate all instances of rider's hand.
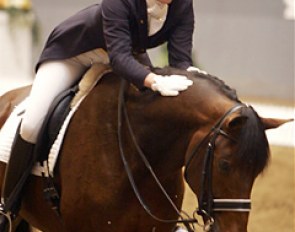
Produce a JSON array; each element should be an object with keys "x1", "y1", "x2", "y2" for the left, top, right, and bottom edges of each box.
[
  {"x1": 149, "y1": 74, "x2": 193, "y2": 96},
  {"x1": 174, "y1": 227, "x2": 189, "y2": 232}
]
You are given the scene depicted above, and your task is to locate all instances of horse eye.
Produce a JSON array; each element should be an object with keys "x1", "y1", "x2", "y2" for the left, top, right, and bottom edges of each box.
[{"x1": 219, "y1": 160, "x2": 231, "y2": 172}]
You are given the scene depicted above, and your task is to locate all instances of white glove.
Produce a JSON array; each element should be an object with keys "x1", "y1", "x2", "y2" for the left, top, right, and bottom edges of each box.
[
  {"x1": 187, "y1": 66, "x2": 208, "y2": 75},
  {"x1": 174, "y1": 227, "x2": 189, "y2": 232},
  {"x1": 151, "y1": 75, "x2": 193, "y2": 96}
]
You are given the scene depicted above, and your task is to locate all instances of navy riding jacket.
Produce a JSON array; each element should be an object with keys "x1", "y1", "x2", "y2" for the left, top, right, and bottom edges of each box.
[{"x1": 37, "y1": 0, "x2": 194, "y2": 88}]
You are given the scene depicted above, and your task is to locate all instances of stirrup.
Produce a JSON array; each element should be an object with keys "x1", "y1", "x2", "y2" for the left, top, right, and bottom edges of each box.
[{"x1": 0, "y1": 204, "x2": 12, "y2": 232}]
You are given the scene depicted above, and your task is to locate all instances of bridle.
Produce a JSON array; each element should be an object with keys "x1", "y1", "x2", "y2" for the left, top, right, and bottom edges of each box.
[
  {"x1": 184, "y1": 104, "x2": 251, "y2": 229},
  {"x1": 118, "y1": 80, "x2": 251, "y2": 231}
]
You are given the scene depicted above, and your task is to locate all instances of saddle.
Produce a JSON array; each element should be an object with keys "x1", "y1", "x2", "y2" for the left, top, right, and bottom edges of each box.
[
  {"x1": 34, "y1": 85, "x2": 78, "y2": 166},
  {"x1": 34, "y1": 63, "x2": 111, "y2": 166},
  {"x1": 31, "y1": 64, "x2": 111, "y2": 212}
]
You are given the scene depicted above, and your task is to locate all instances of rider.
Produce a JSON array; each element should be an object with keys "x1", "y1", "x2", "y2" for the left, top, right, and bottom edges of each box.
[{"x1": 0, "y1": 0, "x2": 196, "y2": 229}]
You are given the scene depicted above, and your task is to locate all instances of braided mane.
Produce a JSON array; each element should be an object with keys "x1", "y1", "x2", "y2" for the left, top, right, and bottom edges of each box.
[{"x1": 153, "y1": 67, "x2": 241, "y2": 102}]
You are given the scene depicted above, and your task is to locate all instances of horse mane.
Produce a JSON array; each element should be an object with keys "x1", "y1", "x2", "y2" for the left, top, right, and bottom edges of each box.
[
  {"x1": 237, "y1": 106, "x2": 270, "y2": 176},
  {"x1": 153, "y1": 67, "x2": 241, "y2": 102}
]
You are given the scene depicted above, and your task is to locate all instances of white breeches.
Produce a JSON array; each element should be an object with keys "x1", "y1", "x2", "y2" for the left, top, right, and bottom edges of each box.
[{"x1": 20, "y1": 49, "x2": 109, "y2": 143}]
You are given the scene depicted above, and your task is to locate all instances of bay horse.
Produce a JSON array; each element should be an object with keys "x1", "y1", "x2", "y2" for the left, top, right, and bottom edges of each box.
[{"x1": 0, "y1": 67, "x2": 290, "y2": 232}]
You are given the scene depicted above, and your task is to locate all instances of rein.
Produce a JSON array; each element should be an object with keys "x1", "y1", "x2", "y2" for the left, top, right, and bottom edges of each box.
[
  {"x1": 118, "y1": 80, "x2": 251, "y2": 231},
  {"x1": 118, "y1": 80, "x2": 197, "y2": 231}
]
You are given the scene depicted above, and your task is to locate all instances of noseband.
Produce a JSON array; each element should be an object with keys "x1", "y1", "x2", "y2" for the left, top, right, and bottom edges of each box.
[
  {"x1": 184, "y1": 104, "x2": 251, "y2": 227},
  {"x1": 118, "y1": 80, "x2": 251, "y2": 231}
]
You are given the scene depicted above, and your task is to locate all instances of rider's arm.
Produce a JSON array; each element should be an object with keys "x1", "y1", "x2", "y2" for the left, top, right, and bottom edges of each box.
[
  {"x1": 102, "y1": 0, "x2": 150, "y2": 89},
  {"x1": 167, "y1": 0, "x2": 194, "y2": 69}
]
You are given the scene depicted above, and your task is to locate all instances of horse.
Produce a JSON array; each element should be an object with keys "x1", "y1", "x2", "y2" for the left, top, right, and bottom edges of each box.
[{"x1": 0, "y1": 66, "x2": 291, "y2": 232}]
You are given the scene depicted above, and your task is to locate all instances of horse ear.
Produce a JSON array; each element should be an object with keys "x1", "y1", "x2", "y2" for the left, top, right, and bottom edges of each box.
[
  {"x1": 225, "y1": 114, "x2": 248, "y2": 133},
  {"x1": 260, "y1": 117, "x2": 293, "y2": 130}
]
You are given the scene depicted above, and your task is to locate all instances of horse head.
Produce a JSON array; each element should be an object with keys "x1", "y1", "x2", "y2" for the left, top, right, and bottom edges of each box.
[{"x1": 124, "y1": 67, "x2": 291, "y2": 231}]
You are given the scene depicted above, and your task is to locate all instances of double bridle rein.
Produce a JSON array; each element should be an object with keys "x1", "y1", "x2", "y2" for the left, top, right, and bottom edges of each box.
[{"x1": 118, "y1": 80, "x2": 251, "y2": 231}]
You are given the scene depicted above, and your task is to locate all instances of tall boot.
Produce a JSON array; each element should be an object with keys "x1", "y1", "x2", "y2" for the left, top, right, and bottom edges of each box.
[{"x1": 0, "y1": 132, "x2": 34, "y2": 231}]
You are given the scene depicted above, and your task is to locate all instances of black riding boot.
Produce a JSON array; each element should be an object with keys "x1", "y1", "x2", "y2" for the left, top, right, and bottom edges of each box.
[{"x1": 0, "y1": 133, "x2": 34, "y2": 231}]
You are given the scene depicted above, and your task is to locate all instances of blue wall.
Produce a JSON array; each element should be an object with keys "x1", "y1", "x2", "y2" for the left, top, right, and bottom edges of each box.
[{"x1": 194, "y1": 1, "x2": 294, "y2": 101}]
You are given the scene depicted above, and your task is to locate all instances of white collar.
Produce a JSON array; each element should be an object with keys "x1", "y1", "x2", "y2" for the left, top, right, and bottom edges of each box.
[{"x1": 146, "y1": 0, "x2": 168, "y2": 36}]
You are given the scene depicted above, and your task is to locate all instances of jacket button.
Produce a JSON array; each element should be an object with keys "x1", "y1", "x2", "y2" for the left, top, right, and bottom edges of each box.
[{"x1": 140, "y1": 19, "x2": 144, "y2": 24}]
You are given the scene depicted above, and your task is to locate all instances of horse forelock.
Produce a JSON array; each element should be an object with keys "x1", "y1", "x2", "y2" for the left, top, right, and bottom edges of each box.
[
  {"x1": 236, "y1": 106, "x2": 270, "y2": 176},
  {"x1": 153, "y1": 67, "x2": 240, "y2": 102}
]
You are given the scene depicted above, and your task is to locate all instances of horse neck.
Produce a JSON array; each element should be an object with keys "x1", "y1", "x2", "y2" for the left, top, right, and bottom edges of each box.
[
  {"x1": 125, "y1": 102, "x2": 191, "y2": 176},
  {"x1": 191, "y1": 77, "x2": 240, "y2": 129},
  {"x1": 125, "y1": 82, "x2": 237, "y2": 176},
  {"x1": 125, "y1": 108, "x2": 188, "y2": 175}
]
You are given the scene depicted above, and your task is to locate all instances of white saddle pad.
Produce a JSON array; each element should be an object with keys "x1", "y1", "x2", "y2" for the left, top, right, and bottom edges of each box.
[{"x1": 0, "y1": 98, "x2": 79, "y2": 177}]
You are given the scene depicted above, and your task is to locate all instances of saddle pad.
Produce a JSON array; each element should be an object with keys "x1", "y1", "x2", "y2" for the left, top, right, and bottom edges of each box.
[
  {"x1": 0, "y1": 94, "x2": 81, "y2": 177},
  {"x1": 0, "y1": 65, "x2": 111, "y2": 177},
  {"x1": 0, "y1": 99, "x2": 28, "y2": 164}
]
